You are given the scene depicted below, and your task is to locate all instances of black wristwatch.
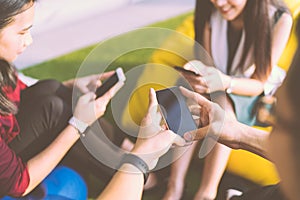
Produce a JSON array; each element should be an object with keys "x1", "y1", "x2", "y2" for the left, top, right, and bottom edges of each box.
[{"x1": 119, "y1": 153, "x2": 149, "y2": 184}]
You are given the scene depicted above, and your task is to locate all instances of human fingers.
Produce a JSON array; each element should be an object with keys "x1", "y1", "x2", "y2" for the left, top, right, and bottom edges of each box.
[
  {"x1": 179, "y1": 86, "x2": 212, "y2": 108},
  {"x1": 149, "y1": 88, "x2": 162, "y2": 127},
  {"x1": 74, "y1": 92, "x2": 97, "y2": 124},
  {"x1": 189, "y1": 104, "x2": 210, "y2": 128},
  {"x1": 94, "y1": 82, "x2": 124, "y2": 117},
  {"x1": 148, "y1": 88, "x2": 158, "y2": 112},
  {"x1": 78, "y1": 91, "x2": 96, "y2": 103},
  {"x1": 203, "y1": 74, "x2": 226, "y2": 93},
  {"x1": 85, "y1": 74, "x2": 103, "y2": 91},
  {"x1": 190, "y1": 104, "x2": 201, "y2": 116},
  {"x1": 193, "y1": 84, "x2": 210, "y2": 94},
  {"x1": 178, "y1": 71, "x2": 209, "y2": 94},
  {"x1": 99, "y1": 71, "x2": 115, "y2": 81},
  {"x1": 193, "y1": 118, "x2": 201, "y2": 128},
  {"x1": 205, "y1": 66, "x2": 220, "y2": 75},
  {"x1": 90, "y1": 74, "x2": 102, "y2": 88},
  {"x1": 183, "y1": 60, "x2": 207, "y2": 76},
  {"x1": 157, "y1": 130, "x2": 186, "y2": 149},
  {"x1": 180, "y1": 72, "x2": 207, "y2": 87},
  {"x1": 178, "y1": 74, "x2": 208, "y2": 94},
  {"x1": 172, "y1": 134, "x2": 188, "y2": 147},
  {"x1": 97, "y1": 81, "x2": 124, "y2": 101},
  {"x1": 183, "y1": 126, "x2": 210, "y2": 142},
  {"x1": 140, "y1": 88, "x2": 162, "y2": 137},
  {"x1": 141, "y1": 88, "x2": 159, "y2": 126}
]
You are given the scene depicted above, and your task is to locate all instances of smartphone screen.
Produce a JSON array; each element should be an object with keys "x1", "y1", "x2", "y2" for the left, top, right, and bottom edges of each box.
[
  {"x1": 174, "y1": 66, "x2": 199, "y2": 76},
  {"x1": 95, "y1": 68, "x2": 125, "y2": 98},
  {"x1": 156, "y1": 86, "x2": 197, "y2": 137}
]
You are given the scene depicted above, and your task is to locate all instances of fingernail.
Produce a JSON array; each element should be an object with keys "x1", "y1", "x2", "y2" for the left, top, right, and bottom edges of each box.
[{"x1": 184, "y1": 132, "x2": 192, "y2": 142}]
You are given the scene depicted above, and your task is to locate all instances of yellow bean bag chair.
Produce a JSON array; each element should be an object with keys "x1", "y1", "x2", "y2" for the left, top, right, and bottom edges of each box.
[
  {"x1": 121, "y1": 0, "x2": 300, "y2": 186},
  {"x1": 121, "y1": 16, "x2": 196, "y2": 129}
]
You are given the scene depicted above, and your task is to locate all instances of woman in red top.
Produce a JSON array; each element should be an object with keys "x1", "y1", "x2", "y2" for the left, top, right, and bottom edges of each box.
[{"x1": 0, "y1": 0, "x2": 124, "y2": 197}]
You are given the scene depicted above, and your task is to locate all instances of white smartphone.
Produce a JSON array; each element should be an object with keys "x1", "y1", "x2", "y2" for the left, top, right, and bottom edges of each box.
[{"x1": 95, "y1": 67, "x2": 126, "y2": 98}]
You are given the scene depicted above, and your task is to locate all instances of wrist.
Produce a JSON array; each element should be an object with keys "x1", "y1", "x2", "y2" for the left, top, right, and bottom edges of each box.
[
  {"x1": 130, "y1": 150, "x2": 159, "y2": 171},
  {"x1": 130, "y1": 149, "x2": 152, "y2": 168},
  {"x1": 68, "y1": 116, "x2": 89, "y2": 137},
  {"x1": 226, "y1": 77, "x2": 235, "y2": 94},
  {"x1": 119, "y1": 163, "x2": 144, "y2": 175},
  {"x1": 118, "y1": 153, "x2": 149, "y2": 184},
  {"x1": 118, "y1": 163, "x2": 144, "y2": 184}
]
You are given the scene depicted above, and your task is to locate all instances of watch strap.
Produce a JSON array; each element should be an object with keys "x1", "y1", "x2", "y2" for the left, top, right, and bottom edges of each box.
[
  {"x1": 119, "y1": 153, "x2": 149, "y2": 184},
  {"x1": 68, "y1": 116, "x2": 89, "y2": 137}
]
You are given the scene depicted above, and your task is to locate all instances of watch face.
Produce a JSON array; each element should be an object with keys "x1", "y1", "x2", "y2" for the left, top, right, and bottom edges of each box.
[
  {"x1": 68, "y1": 116, "x2": 88, "y2": 135},
  {"x1": 226, "y1": 78, "x2": 235, "y2": 94},
  {"x1": 226, "y1": 87, "x2": 232, "y2": 94}
]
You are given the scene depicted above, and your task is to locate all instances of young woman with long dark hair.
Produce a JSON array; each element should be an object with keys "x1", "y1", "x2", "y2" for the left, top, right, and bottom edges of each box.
[
  {"x1": 163, "y1": 0, "x2": 293, "y2": 199},
  {"x1": 0, "y1": 0, "x2": 125, "y2": 197}
]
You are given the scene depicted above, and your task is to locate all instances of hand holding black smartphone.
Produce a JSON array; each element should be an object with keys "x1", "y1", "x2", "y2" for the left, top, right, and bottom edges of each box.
[
  {"x1": 174, "y1": 66, "x2": 200, "y2": 76},
  {"x1": 95, "y1": 67, "x2": 126, "y2": 98},
  {"x1": 156, "y1": 86, "x2": 197, "y2": 137}
]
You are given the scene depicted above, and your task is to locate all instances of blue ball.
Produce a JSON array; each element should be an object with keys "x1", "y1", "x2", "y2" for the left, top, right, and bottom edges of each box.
[{"x1": 2, "y1": 166, "x2": 87, "y2": 200}]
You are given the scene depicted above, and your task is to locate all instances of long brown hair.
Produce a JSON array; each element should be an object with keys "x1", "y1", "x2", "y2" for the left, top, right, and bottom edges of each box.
[
  {"x1": 0, "y1": 60, "x2": 17, "y2": 115},
  {"x1": 0, "y1": 0, "x2": 36, "y2": 115},
  {"x1": 194, "y1": 0, "x2": 290, "y2": 81}
]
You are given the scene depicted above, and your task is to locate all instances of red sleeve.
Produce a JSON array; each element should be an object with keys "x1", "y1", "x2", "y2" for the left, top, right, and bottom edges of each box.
[
  {"x1": 0, "y1": 138, "x2": 29, "y2": 197},
  {"x1": 17, "y1": 78, "x2": 27, "y2": 91}
]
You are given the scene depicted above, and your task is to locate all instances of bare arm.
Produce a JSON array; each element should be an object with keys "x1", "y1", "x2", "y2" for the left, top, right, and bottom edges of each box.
[
  {"x1": 226, "y1": 13, "x2": 293, "y2": 96},
  {"x1": 222, "y1": 77, "x2": 264, "y2": 96},
  {"x1": 22, "y1": 81, "x2": 123, "y2": 196},
  {"x1": 97, "y1": 88, "x2": 186, "y2": 200},
  {"x1": 226, "y1": 121, "x2": 270, "y2": 159},
  {"x1": 23, "y1": 126, "x2": 80, "y2": 195},
  {"x1": 97, "y1": 164, "x2": 144, "y2": 200},
  {"x1": 184, "y1": 13, "x2": 293, "y2": 96},
  {"x1": 180, "y1": 87, "x2": 270, "y2": 159},
  {"x1": 271, "y1": 13, "x2": 293, "y2": 66}
]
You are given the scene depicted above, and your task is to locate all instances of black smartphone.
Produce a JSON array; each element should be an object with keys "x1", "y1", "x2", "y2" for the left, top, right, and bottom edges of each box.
[
  {"x1": 95, "y1": 67, "x2": 126, "y2": 98},
  {"x1": 174, "y1": 66, "x2": 200, "y2": 76},
  {"x1": 156, "y1": 86, "x2": 197, "y2": 137}
]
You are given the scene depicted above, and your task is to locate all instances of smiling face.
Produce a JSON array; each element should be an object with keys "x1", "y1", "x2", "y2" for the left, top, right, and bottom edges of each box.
[
  {"x1": 0, "y1": 2, "x2": 35, "y2": 62},
  {"x1": 210, "y1": 0, "x2": 247, "y2": 21}
]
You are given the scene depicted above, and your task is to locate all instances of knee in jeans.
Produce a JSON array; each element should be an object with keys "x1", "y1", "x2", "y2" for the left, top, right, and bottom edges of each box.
[
  {"x1": 39, "y1": 79, "x2": 61, "y2": 91},
  {"x1": 41, "y1": 95, "x2": 71, "y2": 129}
]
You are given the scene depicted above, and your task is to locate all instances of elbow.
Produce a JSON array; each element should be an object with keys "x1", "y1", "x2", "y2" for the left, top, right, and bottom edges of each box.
[{"x1": 20, "y1": 188, "x2": 31, "y2": 197}]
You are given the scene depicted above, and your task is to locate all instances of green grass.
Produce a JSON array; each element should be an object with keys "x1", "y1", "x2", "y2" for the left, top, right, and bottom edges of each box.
[{"x1": 21, "y1": 12, "x2": 193, "y2": 80}]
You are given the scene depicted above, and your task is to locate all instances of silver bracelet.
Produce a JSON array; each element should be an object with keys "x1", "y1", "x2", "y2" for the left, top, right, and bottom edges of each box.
[{"x1": 68, "y1": 116, "x2": 89, "y2": 137}]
